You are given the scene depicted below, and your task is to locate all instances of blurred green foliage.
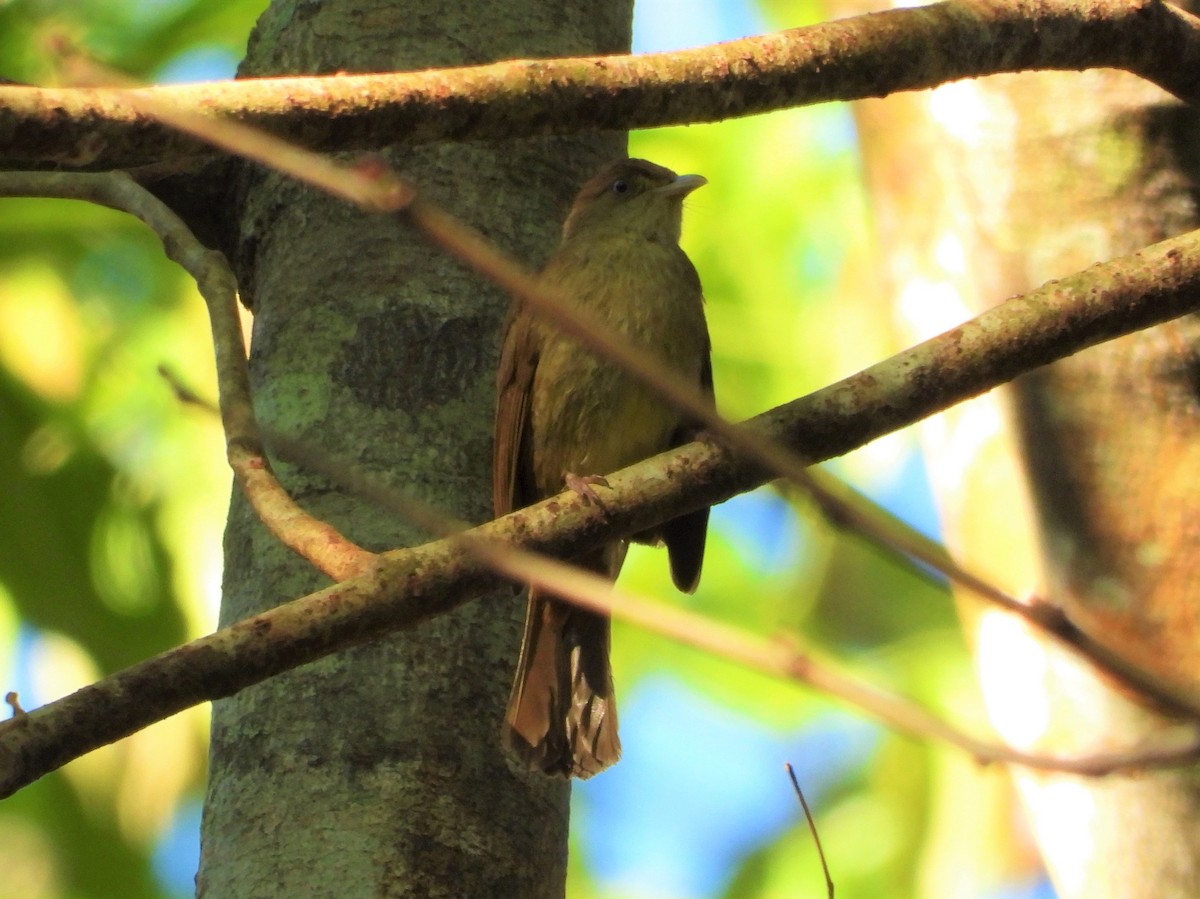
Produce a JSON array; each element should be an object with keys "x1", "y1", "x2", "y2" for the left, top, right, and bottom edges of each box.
[
  {"x1": 0, "y1": 2, "x2": 263, "y2": 896},
  {"x1": 0, "y1": 1, "x2": 1036, "y2": 897},
  {"x1": 0, "y1": 0, "x2": 257, "y2": 83}
]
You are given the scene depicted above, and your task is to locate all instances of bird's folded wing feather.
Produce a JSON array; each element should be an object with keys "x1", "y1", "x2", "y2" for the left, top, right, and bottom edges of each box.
[{"x1": 493, "y1": 307, "x2": 539, "y2": 517}]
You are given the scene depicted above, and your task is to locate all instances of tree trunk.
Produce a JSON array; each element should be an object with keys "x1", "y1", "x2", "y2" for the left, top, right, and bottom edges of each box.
[
  {"x1": 196, "y1": 2, "x2": 630, "y2": 896},
  {"x1": 851, "y1": 42, "x2": 1200, "y2": 899}
]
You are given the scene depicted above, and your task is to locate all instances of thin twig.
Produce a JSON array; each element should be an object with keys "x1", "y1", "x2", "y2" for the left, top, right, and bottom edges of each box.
[
  {"x1": 157, "y1": 364, "x2": 217, "y2": 411},
  {"x1": 58, "y1": 52, "x2": 415, "y2": 213},
  {"x1": 402, "y1": 199, "x2": 1200, "y2": 720},
  {"x1": 406, "y1": 200, "x2": 1050, "y2": 600},
  {"x1": 491, "y1": 546, "x2": 1200, "y2": 777},
  {"x1": 787, "y1": 763, "x2": 834, "y2": 899}
]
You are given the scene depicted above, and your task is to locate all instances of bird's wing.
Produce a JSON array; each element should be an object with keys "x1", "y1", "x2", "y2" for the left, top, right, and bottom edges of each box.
[{"x1": 493, "y1": 306, "x2": 539, "y2": 517}]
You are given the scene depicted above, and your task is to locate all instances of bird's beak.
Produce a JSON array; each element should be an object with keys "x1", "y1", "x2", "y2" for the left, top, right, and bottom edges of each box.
[{"x1": 655, "y1": 174, "x2": 707, "y2": 197}]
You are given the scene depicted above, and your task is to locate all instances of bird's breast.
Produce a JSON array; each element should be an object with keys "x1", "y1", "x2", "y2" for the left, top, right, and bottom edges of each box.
[{"x1": 529, "y1": 237, "x2": 707, "y2": 493}]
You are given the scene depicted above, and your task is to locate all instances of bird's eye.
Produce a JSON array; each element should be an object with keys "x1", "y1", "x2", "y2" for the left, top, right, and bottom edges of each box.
[{"x1": 610, "y1": 179, "x2": 630, "y2": 195}]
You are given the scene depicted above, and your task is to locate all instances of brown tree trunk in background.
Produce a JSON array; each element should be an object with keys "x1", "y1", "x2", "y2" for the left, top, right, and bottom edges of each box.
[
  {"x1": 196, "y1": 1, "x2": 630, "y2": 896},
  {"x1": 847, "y1": 23, "x2": 1200, "y2": 899}
]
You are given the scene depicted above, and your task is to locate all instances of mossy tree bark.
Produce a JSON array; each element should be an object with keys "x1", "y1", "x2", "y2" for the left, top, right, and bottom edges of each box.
[{"x1": 196, "y1": 2, "x2": 630, "y2": 896}]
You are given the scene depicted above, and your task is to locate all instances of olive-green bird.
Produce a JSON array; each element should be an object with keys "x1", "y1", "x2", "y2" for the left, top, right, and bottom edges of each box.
[{"x1": 493, "y1": 158, "x2": 713, "y2": 778}]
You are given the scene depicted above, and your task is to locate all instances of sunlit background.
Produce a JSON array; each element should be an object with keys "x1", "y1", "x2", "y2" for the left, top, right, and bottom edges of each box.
[{"x1": 0, "y1": 0, "x2": 1055, "y2": 896}]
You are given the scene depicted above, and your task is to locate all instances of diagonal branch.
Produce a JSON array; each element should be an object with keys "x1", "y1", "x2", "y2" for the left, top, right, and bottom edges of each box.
[
  {"x1": 195, "y1": 392, "x2": 1200, "y2": 779},
  {"x1": 2, "y1": 0, "x2": 1198, "y2": 170},
  {"x1": 4, "y1": 226, "x2": 1200, "y2": 797}
]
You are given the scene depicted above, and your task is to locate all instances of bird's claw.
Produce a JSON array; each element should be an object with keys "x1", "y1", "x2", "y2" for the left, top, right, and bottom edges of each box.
[{"x1": 565, "y1": 472, "x2": 610, "y2": 504}]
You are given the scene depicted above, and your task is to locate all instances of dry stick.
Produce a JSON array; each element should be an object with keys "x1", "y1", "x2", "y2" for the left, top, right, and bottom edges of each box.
[
  {"x1": 7, "y1": 0, "x2": 1200, "y2": 169},
  {"x1": 783, "y1": 471, "x2": 1064, "y2": 625},
  {"x1": 52, "y1": 59, "x2": 1067, "y2": 714},
  {"x1": 787, "y1": 763, "x2": 835, "y2": 899},
  {"x1": 5, "y1": 227, "x2": 1200, "y2": 797},
  {"x1": 156, "y1": 364, "x2": 211, "y2": 407},
  {"x1": 53, "y1": 58, "x2": 1200, "y2": 717},
  {"x1": 31, "y1": 32, "x2": 1200, "y2": 742},
  {"x1": 0, "y1": 172, "x2": 375, "y2": 581}
]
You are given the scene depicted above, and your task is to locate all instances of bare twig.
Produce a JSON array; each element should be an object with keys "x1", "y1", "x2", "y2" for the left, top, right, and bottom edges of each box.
[
  {"x1": 157, "y1": 364, "x2": 218, "y2": 412},
  {"x1": 787, "y1": 763, "x2": 834, "y2": 899},
  {"x1": 59, "y1": 55, "x2": 415, "y2": 213},
  {"x1": 492, "y1": 547, "x2": 1200, "y2": 777},
  {"x1": 407, "y1": 198, "x2": 1050, "y2": 597},
  {"x1": 404, "y1": 198, "x2": 1200, "y2": 720},
  {"x1": 3, "y1": 0, "x2": 1200, "y2": 170}
]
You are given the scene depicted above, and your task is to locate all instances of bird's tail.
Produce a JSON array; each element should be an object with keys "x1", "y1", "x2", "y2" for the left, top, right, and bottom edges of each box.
[{"x1": 502, "y1": 548, "x2": 623, "y2": 778}]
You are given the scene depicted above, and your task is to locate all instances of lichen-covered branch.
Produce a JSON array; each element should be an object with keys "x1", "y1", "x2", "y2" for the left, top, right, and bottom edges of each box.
[
  {"x1": 4, "y1": 223, "x2": 1200, "y2": 797},
  {"x1": 1, "y1": 0, "x2": 1197, "y2": 170}
]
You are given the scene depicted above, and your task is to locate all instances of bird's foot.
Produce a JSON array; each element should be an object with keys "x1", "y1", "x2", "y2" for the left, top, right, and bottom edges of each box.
[{"x1": 565, "y1": 472, "x2": 610, "y2": 505}]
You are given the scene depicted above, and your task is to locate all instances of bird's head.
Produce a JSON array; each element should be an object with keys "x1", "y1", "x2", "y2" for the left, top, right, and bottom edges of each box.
[{"x1": 561, "y1": 158, "x2": 706, "y2": 245}]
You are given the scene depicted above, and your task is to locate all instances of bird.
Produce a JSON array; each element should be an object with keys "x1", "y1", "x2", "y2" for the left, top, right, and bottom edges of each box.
[{"x1": 493, "y1": 157, "x2": 713, "y2": 778}]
